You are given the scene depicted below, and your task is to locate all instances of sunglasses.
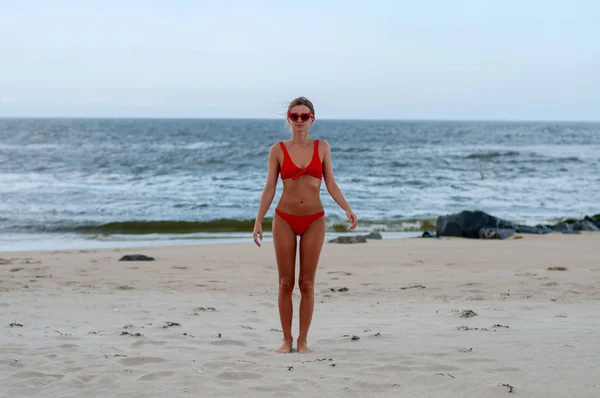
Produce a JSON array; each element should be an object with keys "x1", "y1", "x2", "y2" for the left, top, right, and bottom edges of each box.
[{"x1": 288, "y1": 112, "x2": 313, "y2": 122}]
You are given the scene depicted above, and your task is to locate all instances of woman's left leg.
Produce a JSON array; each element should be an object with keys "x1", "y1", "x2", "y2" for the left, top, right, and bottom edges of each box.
[{"x1": 297, "y1": 215, "x2": 326, "y2": 353}]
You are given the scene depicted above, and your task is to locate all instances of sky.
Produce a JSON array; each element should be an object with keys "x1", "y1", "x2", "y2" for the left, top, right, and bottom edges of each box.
[{"x1": 0, "y1": 0, "x2": 599, "y2": 120}]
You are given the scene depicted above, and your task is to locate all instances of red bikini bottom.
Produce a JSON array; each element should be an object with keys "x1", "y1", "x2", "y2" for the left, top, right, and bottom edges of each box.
[{"x1": 275, "y1": 209, "x2": 325, "y2": 236}]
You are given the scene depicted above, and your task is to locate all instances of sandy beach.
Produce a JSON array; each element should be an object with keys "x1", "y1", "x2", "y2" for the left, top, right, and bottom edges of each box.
[{"x1": 1, "y1": 233, "x2": 599, "y2": 397}]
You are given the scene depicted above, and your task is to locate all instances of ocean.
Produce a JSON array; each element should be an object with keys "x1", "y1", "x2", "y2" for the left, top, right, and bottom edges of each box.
[{"x1": 1, "y1": 118, "x2": 599, "y2": 251}]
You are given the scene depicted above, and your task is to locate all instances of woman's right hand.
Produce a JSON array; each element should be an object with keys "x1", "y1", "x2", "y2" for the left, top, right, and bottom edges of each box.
[{"x1": 253, "y1": 222, "x2": 263, "y2": 247}]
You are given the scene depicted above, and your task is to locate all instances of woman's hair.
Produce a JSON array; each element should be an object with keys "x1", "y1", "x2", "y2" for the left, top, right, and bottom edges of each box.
[{"x1": 287, "y1": 96, "x2": 315, "y2": 116}]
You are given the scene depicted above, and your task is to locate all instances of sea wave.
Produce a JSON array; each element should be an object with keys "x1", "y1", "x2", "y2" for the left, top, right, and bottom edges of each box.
[
  {"x1": 2, "y1": 218, "x2": 441, "y2": 234},
  {"x1": 464, "y1": 151, "x2": 582, "y2": 164},
  {"x1": 465, "y1": 151, "x2": 520, "y2": 159}
]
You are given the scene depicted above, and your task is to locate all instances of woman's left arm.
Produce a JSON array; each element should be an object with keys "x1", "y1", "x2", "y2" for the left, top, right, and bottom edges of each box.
[{"x1": 321, "y1": 140, "x2": 358, "y2": 230}]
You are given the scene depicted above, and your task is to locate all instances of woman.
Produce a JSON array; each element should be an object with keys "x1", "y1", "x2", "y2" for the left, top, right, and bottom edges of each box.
[{"x1": 253, "y1": 96, "x2": 357, "y2": 353}]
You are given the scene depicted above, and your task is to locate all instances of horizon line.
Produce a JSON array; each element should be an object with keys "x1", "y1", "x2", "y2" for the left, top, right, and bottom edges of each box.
[{"x1": 1, "y1": 116, "x2": 599, "y2": 123}]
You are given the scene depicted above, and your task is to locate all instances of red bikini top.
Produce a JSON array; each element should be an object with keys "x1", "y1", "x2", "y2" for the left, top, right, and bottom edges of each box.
[{"x1": 279, "y1": 140, "x2": 323, "y2": 180}]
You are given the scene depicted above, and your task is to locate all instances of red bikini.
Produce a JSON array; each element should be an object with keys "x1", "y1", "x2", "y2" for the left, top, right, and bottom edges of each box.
[
  {"x1": 275, "y1": 140, "x2": 325, "y2": 236},
  {"x1": 279, "y1": 139, "x2": 323, "y2": 181}
]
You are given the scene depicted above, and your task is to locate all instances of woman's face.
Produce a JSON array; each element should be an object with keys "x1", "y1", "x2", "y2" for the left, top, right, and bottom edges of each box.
[{"x1": 288, "y1": 104, "x2": 314, "y2": 134}]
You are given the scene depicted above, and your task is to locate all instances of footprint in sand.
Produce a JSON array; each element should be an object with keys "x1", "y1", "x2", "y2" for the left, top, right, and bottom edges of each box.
[
  {"x1": 367, "y1": 365, "x2": 412, "y2": 373},
  {"x1": 458, "y1": 357, "x2": 496, "y2": 364},
  {"x1": 516, "y1": 272, "x2": 537, "y2": 277},
  {"x1": 204, "y1": 361, "x2": 234, "y2": 369},
  {"x1": 74, "y1": 374, "x2": 100, "y2": 384},
  {"x1": 211, "y1": 340, "x2": 247, "y2": 347},
  {"x1": 421, "y1": 364, "x2": 461, "y2": 372},
  {"x1": 0, "y1": 359, "x2": 25, "y2": 369},
  {"x1": 463, "y1": 289, "x2": 486, "y2": 294},
  {"x1": 57, "y1": 344, "x2": 79, "y2": 350},
  {"x1": 63, "y1": 366, "x2": 86, "y2": 373},
  {"x1": 485, "y1": 366, "x2": 521, "y2": 373},
  {"x1": 466, "y1": 295, "x2": 485, "y2": 301},
  {"x1": 119, "y1": 357, "x2": 167, "y2": 366},
  {"x1": 244, "y1": 351, "x2": 268, "y2": 359},
  {"x1": 10, "y1": 371, "x2": 64, "y2": 383},
  {"x1": 216, "y1": 371, "x2": 262, "y2": 381},
  {"x1": 566, "y1": 282, "x2": 595, "y2": 290},
  {"x1": 131, "y1": 340, "x2": 167, "y2": 348},
  {"x1": 249, "y1": 385, "x2": 301, "y2": 394},
  {"x1": 137, "y1": 371, "x2": 174, "y2": 381},
  {"x1": 542, "y1": 282, "x2": 559, "y2": 286}
]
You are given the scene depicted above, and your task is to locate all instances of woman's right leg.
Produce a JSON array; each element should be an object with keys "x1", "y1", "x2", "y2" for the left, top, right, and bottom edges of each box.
[{"x1": 272, "y1": 213, "x2": 297, "y2": 353}]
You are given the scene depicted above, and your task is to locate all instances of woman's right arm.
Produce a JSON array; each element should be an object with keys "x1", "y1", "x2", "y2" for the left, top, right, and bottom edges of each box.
[{"x1": 253, "y1": 144, "x2": 280, "y2": 246}]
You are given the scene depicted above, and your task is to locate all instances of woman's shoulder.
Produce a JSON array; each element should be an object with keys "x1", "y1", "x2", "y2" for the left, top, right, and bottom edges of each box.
[
  {"x1": 268, "y1": 142, "x2": 284, "y2": 155},
  {"x1": 317, "y1": 139, "x2": 330, "y2": 150}
]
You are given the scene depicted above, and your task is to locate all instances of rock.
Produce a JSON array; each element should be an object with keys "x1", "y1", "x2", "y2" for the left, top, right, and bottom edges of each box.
[
  {"x1": 328, "y1": 236, "x2": 367, "y2": 244},
  {"x1": 536, "y1": 224, "x2": 554, "y2": 233},
  {"x1": 436, "y1": 210, "x2": 515, "y2": 239},
  {"x1": 328, "y1": 232, "x2": 381, "y2": 243},
  {"x1": 515, "y1": 224, "x2": 552, "y2": 234},
  {"x1": 573, "y1": 219, "x2": 600, "y2": 231},
  {"x1": 363, "y1": 232, "x2": 382, "y2": 240},
  {"x1": 421, "y1": 230, "x2": 436, "y2": 238},
  {"x1": 478, "y1": 228, "x2": 515, "y2": 240},
  {"x1": 552, "y1": 222, "x2": 574, "y2": 233},
  {"x1": 460, "y1": 310, "x2": 477, "y2": 318},
  {"x1": 584, "y1": 216, "x2": 600, "y2": 229},
  {"x1": 118, "y1": 254, "x2": 155, "y2": 261}
]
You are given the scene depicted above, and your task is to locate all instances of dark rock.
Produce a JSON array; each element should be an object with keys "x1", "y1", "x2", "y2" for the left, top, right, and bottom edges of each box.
[
  {"x1": 328, "y1": 236, "x2": 367, "y2": 244},
  {"x1": 515, "y1": 224, "x2": 552, "y2": 234},
  {"x1": 584, "y1": 216, "x2": 600, "y2": 229},
  {"x1": 436, "y1": 210, "x2": 515, "y2": 239},
  {"x1": 478, "y1": 228, "x2": 515, "y2": 240},
  {"x1": 421, "y1": 230, "x2": 436, "y2": 238},
  {"x1": 400, "y1": 284, "x2": 425, "y2": 290},
  {"x1": 536, "y1": 224, "x2": 554, "y2": 233},
  {"x1": 363, "y1": 232, "x2": 382, "y2": 240},
  {"x1": 118, "y1": 254, "x2": 155, "y2": 261},
  {"x1": 552, "y1": 222, "x2": 573, "y2": 233},
  {"x1": 573, "y1": 219, "x2": 600, "y2": 231},
  {"x1": 460, "y1": 310, "x2": 477, "y2": 318},
  {"x1": 328, "y1": 232, "x2": 381, "y2": 243}
]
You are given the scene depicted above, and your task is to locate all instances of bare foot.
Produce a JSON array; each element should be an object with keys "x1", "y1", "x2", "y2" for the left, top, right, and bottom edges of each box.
[
  {"x1": 297, "y1": 339, "x2": 312, "y2": 354},
  {"x1": 276, "y1": 338, "x2": 293, "y2": 353}
]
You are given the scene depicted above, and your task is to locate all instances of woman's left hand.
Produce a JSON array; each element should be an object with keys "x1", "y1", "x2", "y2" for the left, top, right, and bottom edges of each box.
[{"x1": 346, "y1": 210, "x2": 358, "y2": 230}]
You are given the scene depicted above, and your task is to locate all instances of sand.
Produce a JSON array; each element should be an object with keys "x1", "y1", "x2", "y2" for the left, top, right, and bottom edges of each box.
[{"x1": 1, "y1": 233, "x2": 599, "y2": 397}]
